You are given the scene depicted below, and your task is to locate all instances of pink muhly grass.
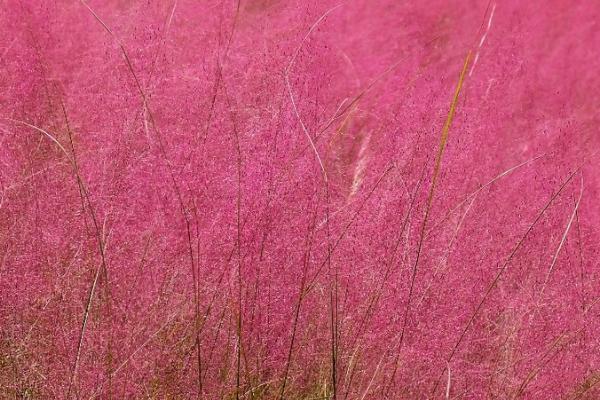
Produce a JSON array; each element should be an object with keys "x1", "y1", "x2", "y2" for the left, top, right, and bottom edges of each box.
[{"x1": 2, "y1": 0, "x2": 600, "y2": 399}]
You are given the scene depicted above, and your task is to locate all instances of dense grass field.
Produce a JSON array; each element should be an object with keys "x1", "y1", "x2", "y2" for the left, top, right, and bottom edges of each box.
[{"x1": 2, "y1": 1, "x2": 600, "y2": 398}]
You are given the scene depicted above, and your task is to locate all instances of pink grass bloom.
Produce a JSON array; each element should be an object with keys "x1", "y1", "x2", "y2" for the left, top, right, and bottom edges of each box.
[{"x1": 1, "y1": 1, "x2": 600, "y2": 398}]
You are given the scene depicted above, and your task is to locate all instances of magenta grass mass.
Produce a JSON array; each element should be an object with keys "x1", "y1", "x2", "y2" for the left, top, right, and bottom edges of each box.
[{"x1": 1, "y1": 1, "x2": 600, "y2": 398}]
